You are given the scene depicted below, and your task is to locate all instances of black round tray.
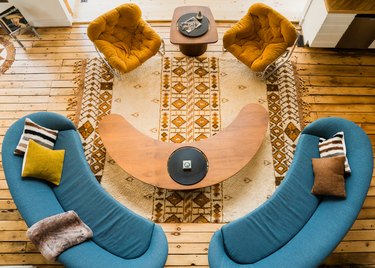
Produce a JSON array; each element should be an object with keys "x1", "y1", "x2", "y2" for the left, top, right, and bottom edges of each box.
[
  {"x1": 167, "y1": 146, "x2": 209, "y2": 186},
  {"x1": 177, "y1": 13, "x2": 209, "y2": 38}
]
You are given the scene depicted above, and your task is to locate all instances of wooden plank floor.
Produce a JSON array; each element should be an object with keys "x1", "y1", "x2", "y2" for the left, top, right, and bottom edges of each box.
[
  {"x1": 0, "y1": 23, "x2": 374, "y2": 267},
  {"x1": 293, "y1": 47, "x2": 375, "y2": 267}
]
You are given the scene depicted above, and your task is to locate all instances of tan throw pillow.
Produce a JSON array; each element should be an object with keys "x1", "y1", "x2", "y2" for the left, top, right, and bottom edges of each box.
[{"x1": 311, "y1": 156, "x2": 346, "y2": 198}]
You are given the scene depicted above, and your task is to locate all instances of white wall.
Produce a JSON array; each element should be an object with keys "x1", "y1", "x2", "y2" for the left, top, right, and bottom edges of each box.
[{"x1": 0, "y1": 0, "x2": 72, "y2": 27}]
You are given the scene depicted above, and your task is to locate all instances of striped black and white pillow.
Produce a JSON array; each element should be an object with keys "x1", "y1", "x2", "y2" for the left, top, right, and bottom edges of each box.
[
  {"x1": 319, "y1": 131, "x2": 351, "y2": 174},
  {"x1": 14, "y1": 118, "x2": 59, "y2": 156}
]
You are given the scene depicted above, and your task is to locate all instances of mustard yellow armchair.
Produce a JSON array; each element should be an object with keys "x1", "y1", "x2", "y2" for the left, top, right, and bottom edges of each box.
[
  {"x1": 223, "y1": 3, "x2": 297, "y2": 79},
  {"x1": 87, "y1": 4, "x2": 163, "y2": 77}
]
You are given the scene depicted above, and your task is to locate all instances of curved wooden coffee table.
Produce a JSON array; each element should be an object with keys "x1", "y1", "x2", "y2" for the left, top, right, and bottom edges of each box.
[{"x1": 98, "y1": 103, "x2": 268, "y2": 190}]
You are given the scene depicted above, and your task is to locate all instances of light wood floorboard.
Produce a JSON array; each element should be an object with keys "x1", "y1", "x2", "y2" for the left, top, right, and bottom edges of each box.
[{"x1": 0, "y1": 23, "x2": 374, "y2": 267}]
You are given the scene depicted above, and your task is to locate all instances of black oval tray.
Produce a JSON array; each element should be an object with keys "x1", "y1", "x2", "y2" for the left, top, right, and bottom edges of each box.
[{"x1": 177, "y1": 13, "x2": 209, "y2": 38}]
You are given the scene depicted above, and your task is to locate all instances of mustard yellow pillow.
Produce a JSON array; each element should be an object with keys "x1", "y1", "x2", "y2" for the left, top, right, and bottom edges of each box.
[{"x1": 22, "y1": 140, "x2": 65, "y2": 186}]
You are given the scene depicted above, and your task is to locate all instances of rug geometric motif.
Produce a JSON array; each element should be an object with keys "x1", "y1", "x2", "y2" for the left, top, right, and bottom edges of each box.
[
  {"x1": 152, "y1": 56, "x2": 223, "y2": 223},
  {"x1": 76, "y1": 58, "x2": 114, "y2": 182},
  {"x1": 265, "y1": 60, "x2": 302, "y2": 185},
  {"x1": 0, "y1": 36, "x2": 15, "y2": 75}
]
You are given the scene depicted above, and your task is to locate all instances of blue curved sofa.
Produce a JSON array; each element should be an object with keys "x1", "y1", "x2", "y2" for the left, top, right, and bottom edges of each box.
[
  {"x1": 208, "y1": 117, "x2": 373, "y2": 268},
  {"x1": 2, "y1": 112, "x2": 168, "y2": 268}
]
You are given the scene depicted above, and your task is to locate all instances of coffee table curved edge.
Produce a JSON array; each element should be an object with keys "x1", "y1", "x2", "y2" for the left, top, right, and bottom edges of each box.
[{"x1": 98, "y1": 103, "x2": 269, "y2": 190}]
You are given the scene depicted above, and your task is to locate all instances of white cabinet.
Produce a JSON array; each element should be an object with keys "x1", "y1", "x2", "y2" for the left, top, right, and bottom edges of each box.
[
  {"x1": 7, "y1": 0, "x2": 73, "y2": 27},
  {"x1": 300, "y1": 0, "x2": 355, "y2": 47}
]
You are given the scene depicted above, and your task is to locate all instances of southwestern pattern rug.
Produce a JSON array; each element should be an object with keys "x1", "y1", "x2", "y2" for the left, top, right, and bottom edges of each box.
[
  {"x1": 0, "y1": 37, "x2": 15, "y2": 75},
  {"x1": 70, "y1": 54, "x2": 303, "y2": 223}
]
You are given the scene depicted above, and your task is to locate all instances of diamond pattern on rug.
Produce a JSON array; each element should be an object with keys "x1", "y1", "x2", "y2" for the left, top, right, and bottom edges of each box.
[
  {"x1": 266, "y1": 61, "x2": 302, "y2": 185},
  {"x1": 76, "y1": 58, "x2": 114, "y2": 182},
  {"x1": 153, "y1": 56, "x2": 223, "y2": 223},
  {"x1": 153, "y1": 185, "x2": 223, "y2": 223}
]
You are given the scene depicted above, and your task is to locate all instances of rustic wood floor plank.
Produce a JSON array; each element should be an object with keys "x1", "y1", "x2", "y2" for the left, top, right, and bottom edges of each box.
[
  {"x1": 305, "y1": 87, "x2": 375, "y2": 96},
  {"x1": 0, "y1": 242, "x2": 26, "y2": 253},
  {"x1": 343, "y1": 230, "x2": 375, "y2": 241},
  {"x1": 308, "y1": 104, "x2": 375, "y2": 113},
  {"x1": 294, "y1": 52, "x2": 375, "y2": 66},
  {"x1": 304, "y1": 112, "x2": 375, "y2": 124},
  {"x1": 0, "y1": 221, "x2": 27, "y2": 231},
  {"x1": 0, "y1": 200, "x2": 17, "y2": 210},
  {"x1": 324, "y1": 253, "x2": 375, "y2": 265},
  {"x1": 295, "y1": 64, "x2": 375, "y2": 77},
  {"x1": 302, "y1": 95, "x2": 375, "y2": 104},
  {"x1": 165, "y1": 255, "x2": 208, "y2": 266},
  {"x1": 166, "y1": 232, "x2": 214, "y2": 243},
  {"x1": 302, "y1": 75, "x2": 375, "y2": 87},
  {"x1": 0, "y1": 231, "x2": 27, "y2": 241},
  {"x1": 351, "y1": 219, "x2": 375, "y2": 230},
  {"x1": 0, "y1": 180, "x2": 8, "y2": 189},
  {"x1": 0, "y1": 253, "x2": 56, "y2": 265},
  {"x1": 335, "y1": 241, "x2": 375, "y2": 253},
  {"x1": 168, "y1": 243, "x2": 209, "y2": 254}
]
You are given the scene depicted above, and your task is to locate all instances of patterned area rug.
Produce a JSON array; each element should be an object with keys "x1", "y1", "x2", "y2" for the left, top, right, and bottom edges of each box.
[
  {"x1": 71, "y1": 54, "x2": 303, "y2": 223},
  {"x1": 0, "y1": 37, "x2": 15, "y2": 75}
]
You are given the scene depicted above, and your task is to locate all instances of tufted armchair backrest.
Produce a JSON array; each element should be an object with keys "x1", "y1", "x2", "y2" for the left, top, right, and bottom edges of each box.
[
  {"x1": 247, "y1": 3, "x2": 296, "y2": 47},
  {"x1": 87, "y1": 4, "x2": 142, "y2": 45},
  {"x1": 87, "y1": 3, "x2": 161, "y2": 74}
]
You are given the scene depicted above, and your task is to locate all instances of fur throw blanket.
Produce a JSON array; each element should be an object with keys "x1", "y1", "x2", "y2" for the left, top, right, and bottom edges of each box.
[{"x1": 26, "y1": 210, "x2": 93, "y2": 261}]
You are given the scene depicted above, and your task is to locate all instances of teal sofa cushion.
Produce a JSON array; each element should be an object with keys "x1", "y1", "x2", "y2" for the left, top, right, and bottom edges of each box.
[
  {"x1": 222, "y1": 133, "x2": 320, "y2": 264},
  {"x1": 53, "y1": 130, "x2": 154, "y2": 259}
]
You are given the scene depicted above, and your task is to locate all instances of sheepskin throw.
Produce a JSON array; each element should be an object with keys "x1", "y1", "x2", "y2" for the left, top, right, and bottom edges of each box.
[{"x1": 26, "y1": 211, "x2": 93, "y2": 261}]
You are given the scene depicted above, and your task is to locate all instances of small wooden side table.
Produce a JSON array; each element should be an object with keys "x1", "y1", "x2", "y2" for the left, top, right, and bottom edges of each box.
[{"x1": 170, "y1": 6, "x2": 218, "y2": 57}]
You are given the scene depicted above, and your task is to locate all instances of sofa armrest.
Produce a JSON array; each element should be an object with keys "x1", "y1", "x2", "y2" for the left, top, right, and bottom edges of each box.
[
  {"x1": 1, "y1": 112, "x2": 75, "y2": 226},
  {"x1": 23, "y1": 112, "x2": 76, "y2": 131}
]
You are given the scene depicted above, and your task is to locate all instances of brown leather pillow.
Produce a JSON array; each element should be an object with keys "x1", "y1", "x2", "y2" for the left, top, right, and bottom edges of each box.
[{"x1": 311, "y1": 156, "x2": 346, "y2": 198}]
